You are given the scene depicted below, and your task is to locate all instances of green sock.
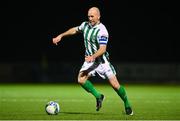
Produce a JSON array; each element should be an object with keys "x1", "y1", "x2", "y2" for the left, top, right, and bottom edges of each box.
[
  {"x1": 115, "y1": 85, "x2": 131, "y2": 108},
  {"x1": 81, "y1": 80, "x2": 101, "y2": 99}
]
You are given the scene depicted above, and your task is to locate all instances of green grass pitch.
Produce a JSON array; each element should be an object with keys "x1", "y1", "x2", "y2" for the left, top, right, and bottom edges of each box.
[{"x1": 0, "y1": 83, "x2": 180, "y2": 120}]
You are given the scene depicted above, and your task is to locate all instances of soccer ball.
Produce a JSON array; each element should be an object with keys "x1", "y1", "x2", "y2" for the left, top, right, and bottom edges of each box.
[{"x1": 45, "y1": 101, "x2": 60, "y2": 115}]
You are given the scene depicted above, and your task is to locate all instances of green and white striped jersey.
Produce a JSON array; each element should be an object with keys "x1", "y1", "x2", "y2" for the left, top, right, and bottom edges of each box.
[{"x1": 76, "y1": 21, "x2": 110, "y2": 63}]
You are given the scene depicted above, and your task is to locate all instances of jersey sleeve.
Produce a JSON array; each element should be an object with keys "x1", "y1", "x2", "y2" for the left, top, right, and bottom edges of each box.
[
  {"x1": 97, "y1": 26, "x2": 109, "y2": 45},
  {"x1": 76, "y1": 21, "x2": 86, "y2": 32}
]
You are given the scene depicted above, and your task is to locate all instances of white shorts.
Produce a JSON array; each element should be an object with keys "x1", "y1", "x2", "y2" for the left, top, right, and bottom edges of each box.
[{"x1": 79, "y1": 61, "x2": 116, "y2": 79}]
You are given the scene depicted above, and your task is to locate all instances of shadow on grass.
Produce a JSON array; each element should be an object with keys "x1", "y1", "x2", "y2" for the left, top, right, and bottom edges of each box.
[{"x1": 61, "y1": 111, "x2": 104, "y2": 115}]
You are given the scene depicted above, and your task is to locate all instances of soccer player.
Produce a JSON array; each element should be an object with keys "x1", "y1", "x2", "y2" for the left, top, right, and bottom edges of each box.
[{"x1": 52, "y1": 7, "x2": 133, "y2": 115}]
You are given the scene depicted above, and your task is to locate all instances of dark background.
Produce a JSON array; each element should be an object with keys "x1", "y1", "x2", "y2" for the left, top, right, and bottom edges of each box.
[{"x1": 3, "y1": 0, "x2": 180, "y2": 83}]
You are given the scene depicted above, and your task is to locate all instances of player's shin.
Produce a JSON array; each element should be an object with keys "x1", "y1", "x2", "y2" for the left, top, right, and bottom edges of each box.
[
  {"x1": 114, "y1": 86, "x2": 131, "y2": 108},
  {"x1": 81, "y1": 80, "x2": 101, "y2": 98}
]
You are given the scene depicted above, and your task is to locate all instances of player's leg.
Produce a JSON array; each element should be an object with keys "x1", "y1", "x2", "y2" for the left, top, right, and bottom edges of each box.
[
  {"x1": 78, "y1": 72, "x2": 101, "y2": 98},
  {"x1": 108, "y1": 75, "x2": 133, "y2": 115},
  {"x1": 78, "y1": 72, "x2": 104, "y2": 111},
  {"x1": 100, "y1": 62, "x2": 133, "y2": 115}
]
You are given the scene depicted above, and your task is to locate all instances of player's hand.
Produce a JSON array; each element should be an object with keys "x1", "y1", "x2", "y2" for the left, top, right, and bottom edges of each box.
[
  {"x1": 85, "y1": 56, "x2": 95, "y2": 62},
  {"x1": 52, "y1": 38, "x2": 59, "y2": 45},
  {"x1": 52, "y1": 35, "x2": 62, "y2": 45}
]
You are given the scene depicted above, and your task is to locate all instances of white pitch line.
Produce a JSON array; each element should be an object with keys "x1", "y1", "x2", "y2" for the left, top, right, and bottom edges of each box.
[
  {"x1": 0, "y1": 98, "x2": 91, "y2": 102},
  {"x1": 0, "y1": 120, "x2": 180, "y2": 121}
]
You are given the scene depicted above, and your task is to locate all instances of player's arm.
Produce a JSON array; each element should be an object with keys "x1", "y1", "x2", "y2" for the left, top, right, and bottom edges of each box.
[
  {"x1": 85, "y1": 45, "x2": 106, "y2": 62},
  {"x1": 52, "y1": 27, "x2": 78, "y2": 45}
]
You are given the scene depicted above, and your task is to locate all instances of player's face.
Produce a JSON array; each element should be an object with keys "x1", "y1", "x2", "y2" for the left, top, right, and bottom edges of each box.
[{"x1": 88, "y1": 10, "x2": 100, "y2": 26}]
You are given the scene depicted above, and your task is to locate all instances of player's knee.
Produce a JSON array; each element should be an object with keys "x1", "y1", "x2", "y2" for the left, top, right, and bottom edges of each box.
[
  {"x1": 109, "y1": 76, "x2": 120, "y2": 89},
  {"x1": 78, "y1": 73, "x2": 87, "y2": 84},
  {"x1": 78, "y1": 77, "x2": 82, "y2": 84},
  {"x1": 110, "y1": 80, "x2": 120, "y2": 89},
  {"x1": 113, "y1": 83, "x2": 120, "y2": 90},
  {"x1": 78, "y1": 77, "x2": 85, "y2": 84}
]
